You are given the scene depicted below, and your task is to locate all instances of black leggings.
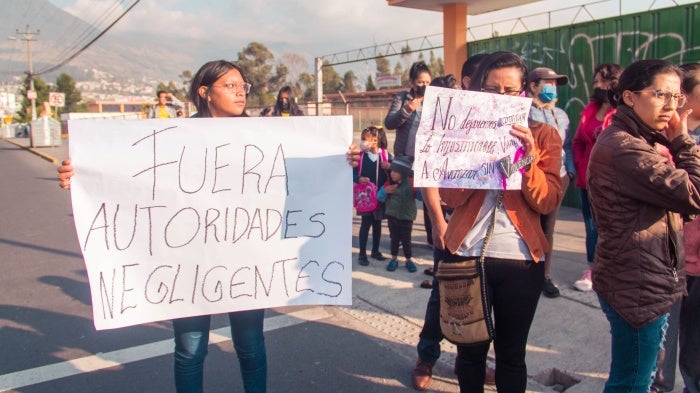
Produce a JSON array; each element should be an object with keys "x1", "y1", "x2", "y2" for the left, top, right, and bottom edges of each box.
[
  {"x1": 387, "y1": 216, "x2": 413, "y2": 258},
  {"x1": 358, "y1": 214, "x2": 382, "y2": 256},
  {"x1": 445, "y1": 254, "x2": 544, "y2": 393}
]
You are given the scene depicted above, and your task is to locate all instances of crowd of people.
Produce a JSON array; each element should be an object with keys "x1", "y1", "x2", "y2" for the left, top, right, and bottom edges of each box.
[{"x1": 56, "y1": 51, "x2": 700, "y2": 393}]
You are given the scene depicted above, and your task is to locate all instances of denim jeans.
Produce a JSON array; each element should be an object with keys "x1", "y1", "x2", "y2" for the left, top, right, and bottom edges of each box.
[
  {"x1": 651, "y1": 301, "x2": 681, "y2": 392},
  {"x1": 599, "y1": 297, "x2": 668, "y2": 393},
  {"x1": 172, "y1": 309, "x2": 267, "y2": 393},
  {"x1": 416, "y1": 247, "x2": 445, "y2": 364},
  {"x1": 452, "y1": 257, "x2": 544, "y2": 393},
  {"x1": 579, "y1": 189, "x2": 598, "y2": 264},
  {"x1": 680, "y1": 276, "x2": 700, "y2": 393}
]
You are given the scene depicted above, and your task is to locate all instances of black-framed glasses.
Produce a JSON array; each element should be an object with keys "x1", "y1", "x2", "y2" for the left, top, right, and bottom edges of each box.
[
  {"x1": 211, "y1": 82, "x2": 252, "y2": 94},
  {"x1": 481, "y1": 87, "x2": 522, "y2": 96},
  {"x1": 632, "y1": 89, "x2": 686, "y2": 108}
]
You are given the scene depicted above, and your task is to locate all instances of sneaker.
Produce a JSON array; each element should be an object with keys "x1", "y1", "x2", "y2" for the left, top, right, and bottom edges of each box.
[
  {"x1": 411, "y1": 359, "x2": 434, "y2": 391},
  {"x1": 370, "y1": 252, "x2": 387, "y2": 261},
  {"x1": 386, "y1": 259, "x2": 398, "y2": 272},
  {"x1": 542, "y1": 278, "x2": 560, "y2": 298},
  {"x1": 574, "y1": 269, "x2": 593, "y2": 292},
  {"x1": 358, "y1": 254, "x2": 369, "y2": 266},
  {"x1": 406, "y1": 259, "x2": 417, "y2": 273}
]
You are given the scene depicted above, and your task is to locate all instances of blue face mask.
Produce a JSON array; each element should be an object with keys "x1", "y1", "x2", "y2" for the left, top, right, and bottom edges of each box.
[{"x1": 538, "y1": 84, "x2": 557, "y2": 103}]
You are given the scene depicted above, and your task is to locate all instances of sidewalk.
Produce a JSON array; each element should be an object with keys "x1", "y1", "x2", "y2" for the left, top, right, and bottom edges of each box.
[{"x1": 348, "y1": 203, "x2": 616, "y2": 393}]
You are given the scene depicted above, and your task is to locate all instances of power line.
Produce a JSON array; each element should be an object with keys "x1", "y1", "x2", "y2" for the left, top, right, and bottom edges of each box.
[{"x1": 35, "y1": 0, "x2": 141, "y2": 76}]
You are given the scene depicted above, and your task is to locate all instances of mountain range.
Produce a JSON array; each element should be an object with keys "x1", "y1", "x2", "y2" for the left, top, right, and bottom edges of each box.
[{"x1": 0, "y1": 0, "x2": 222, "y2": 85}]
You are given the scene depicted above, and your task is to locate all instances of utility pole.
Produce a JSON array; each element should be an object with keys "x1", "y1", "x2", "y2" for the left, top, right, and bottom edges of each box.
[{"x1": 8, "y1": 25, "x2": 40, "y2": 121}]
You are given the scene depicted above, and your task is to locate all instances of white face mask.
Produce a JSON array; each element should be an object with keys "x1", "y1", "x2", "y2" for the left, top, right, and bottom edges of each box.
[{"x1": 359, "y1": 140, "x2": 375, "y2": 152}]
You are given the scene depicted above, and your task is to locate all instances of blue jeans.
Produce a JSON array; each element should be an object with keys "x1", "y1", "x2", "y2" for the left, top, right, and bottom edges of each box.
[
  {"x1": 599, "y1": 297, "x2": 668, "y2": 393},
  {"x1": 173, "y1": 309, "x2": 267, "y2": 393},
  {"x1": 579, "y1": 189, "x2": 598, "y2": 264},
  {"x1": 416, "y1": 247, "x2": 445, "y2": 364}
]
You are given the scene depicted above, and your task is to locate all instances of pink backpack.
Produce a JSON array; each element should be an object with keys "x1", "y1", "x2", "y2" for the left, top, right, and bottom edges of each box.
[{"x1": 353, "y1": 149, "x2": 388, "y2": 213}]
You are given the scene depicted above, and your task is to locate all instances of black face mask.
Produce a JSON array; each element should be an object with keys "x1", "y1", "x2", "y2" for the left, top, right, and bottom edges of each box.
[
  {"x1": 591, "y1": 88, "x2": 609, "y2": 104},
  {"x1": 279, "y1": 98, "x2": 291, "y2": 112},
  {"x1": 414, "y1": 85, "x2": 427, "y2": 97}
]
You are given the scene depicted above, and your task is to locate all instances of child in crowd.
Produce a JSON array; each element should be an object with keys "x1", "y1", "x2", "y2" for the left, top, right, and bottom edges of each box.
[
  {"x1": 378, "y1": 155, "x2": 417, "y2": 272},
  {"x1": 353, "y1": 126, "x2": 392, "y2": 265}
]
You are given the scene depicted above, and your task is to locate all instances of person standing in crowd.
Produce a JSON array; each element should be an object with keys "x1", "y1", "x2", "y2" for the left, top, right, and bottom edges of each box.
[
  {"x1": 353, "y1": 125, "x2": 392, "y2": 266},
  {"x1": 60, "y1": 60, "x2": 267, "y2": 393},
  {"x1": 379, "y1": 155, "x2": 418, "y2": 273},
  {"x1": 411, "y1": 54, "x2": 490, "y2": 391},
  {"x1": 147, "y1": 90, "x2": 183, "y2": 119},
  {"x1": 526, "y1": 67, "x2": 574, "y2": 298},
  {"x1": 676, "y1": 62, "x2": 700, "y2": 393},
  {"x1": 271, "y1": 85, "x2": 304, "y2": 116},
  {"x1": 587, "y1": 59, "x2": 700, "y2": 393},
  {"x1": 384, "y1": 61, "x2": 432, "y2": 161},
  {"x1": 572, "y1": 63, "x2": 623, "y2": 292},
  {"x1": 439, "y1": 51, "x2": 562, "y2": 393}
]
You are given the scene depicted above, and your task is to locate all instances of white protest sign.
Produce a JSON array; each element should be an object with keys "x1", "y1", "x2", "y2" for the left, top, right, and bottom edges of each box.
[
  {"x1": 414, "y1": 86, "x2": 532, "y2": 189},
  {"x1": 68, "y1": 116, "x2": 353, "y2": 330}
]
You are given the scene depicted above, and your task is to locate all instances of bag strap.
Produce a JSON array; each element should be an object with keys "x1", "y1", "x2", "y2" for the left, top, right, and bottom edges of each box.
[
  {"x1": 479, "y1": 190, "x2": 504, "y2": 258},
  {"x1": 476, "y1": 190, "x2": 503, "y2": 339}
]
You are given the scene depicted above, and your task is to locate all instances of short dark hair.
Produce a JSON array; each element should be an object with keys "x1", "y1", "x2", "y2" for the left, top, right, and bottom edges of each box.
[
  {"x1": 468, "y1": 51, "x2": 528, "y2": 92},
  {"x1": 680, "y1": 63, "x2": 700, "y2": 94},
  {"x1": 430, "y1": 74, "x2": 458, "y2": 89},
  {"x1": 461, "y1": 53, "x2": 489, "y2": 79},
  {"x1": 189, "y1": 60, "x2": 248, "y2": 118},
  {"x1": 157, "y1": 90, "x2": 168, "y2": 97},
  {"x1": 609, "y1": 59, "x2": 682, "y2": 108}
]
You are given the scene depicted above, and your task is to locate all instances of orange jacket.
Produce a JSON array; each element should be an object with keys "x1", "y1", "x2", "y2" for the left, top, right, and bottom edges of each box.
[{"x1": 439, "y1": 120, "x2": 563, "y2": 261}]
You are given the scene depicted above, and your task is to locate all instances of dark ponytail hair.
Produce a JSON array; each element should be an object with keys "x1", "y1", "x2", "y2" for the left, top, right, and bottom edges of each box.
[
  {"x1": 189, "y1": 60, "x2": 249, "y2": 118},
  {"x1": 409, "y1": 61, "x2": 431, "y2": 82},
  {"x1": 469, "y1": 51, "x2": 528, "y2": 92},
  {"x1": 608, "y1": 59, "x2": 681, "y2": 108}
]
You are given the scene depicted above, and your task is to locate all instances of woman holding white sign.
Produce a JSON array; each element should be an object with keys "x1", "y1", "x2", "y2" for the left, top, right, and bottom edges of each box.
[
  {"x1": 58, "y1": 60, "x2": 267, "y2": 393},
  {"x1": 438, "y1": 51, "x2": 562, "y2": 393}
]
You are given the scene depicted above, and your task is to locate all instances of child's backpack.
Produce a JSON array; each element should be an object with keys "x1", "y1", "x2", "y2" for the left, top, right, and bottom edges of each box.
[{"x1": 353, "y1": 149, "x2": 388, "y2": 214}]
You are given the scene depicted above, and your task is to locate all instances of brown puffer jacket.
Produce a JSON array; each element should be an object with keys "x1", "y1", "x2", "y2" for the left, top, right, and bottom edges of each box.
[{"x1": 588, "y1": 105, "x2": 700, "y2": 328}]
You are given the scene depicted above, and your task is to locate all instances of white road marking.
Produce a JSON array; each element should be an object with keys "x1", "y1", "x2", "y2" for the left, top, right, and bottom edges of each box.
[{"x1": 0, "y1": 308, "x2": 330, "y2": 392}]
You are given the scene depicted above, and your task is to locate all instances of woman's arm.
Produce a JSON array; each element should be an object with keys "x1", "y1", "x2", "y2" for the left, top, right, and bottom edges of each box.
[
  {"x1": 520, "y1": 122, "x2": 563, "y2": 214},
  {"x1": 384, "y1": 93, "x2": 412, "y2": 130}
]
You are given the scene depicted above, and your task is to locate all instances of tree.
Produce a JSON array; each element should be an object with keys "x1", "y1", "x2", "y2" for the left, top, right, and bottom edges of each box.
[
  {"x1": 235, "y1": 42, "x2": 287, "y2": 106},
  {"x1": 428, "y1": 51, "x2": 444, "y2": 77},
  {"x1": 366, "y1": 75, "x2": 377, "y2": 91},
  {"x1": 341, "y1": 70, "x2": 358, "y2": 93},
  {"x1": 16, "y1": 75, "x2": 49, "y2": 123},
  {"x1": 297, "y1": 72, "x2": 315, "y2": 102},
  {"x1": 55, "y1": 72, "x2": 85, "y2": 113},
  {"x1": 281, "y1": 52, "x2": 308, "y2": 87},
  {"x1": 179, "y1": 70, "x2": 193, "y2": 99},
  {"x1": 322, "y1": 60, "x2": 343, "y2": 94},
  {"x1": 375, "y1": 54, "x2": 391, "y2": 76}
]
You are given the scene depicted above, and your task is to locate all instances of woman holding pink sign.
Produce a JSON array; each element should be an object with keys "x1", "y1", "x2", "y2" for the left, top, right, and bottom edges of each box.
[{"x1": 438, "y1": 51, "x2": 562, "y2": 393}]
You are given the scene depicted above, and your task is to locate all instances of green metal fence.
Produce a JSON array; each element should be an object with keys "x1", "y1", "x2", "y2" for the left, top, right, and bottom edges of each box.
[{"x1": 468, "y1": 3, "x2": 700, "y2": 207}]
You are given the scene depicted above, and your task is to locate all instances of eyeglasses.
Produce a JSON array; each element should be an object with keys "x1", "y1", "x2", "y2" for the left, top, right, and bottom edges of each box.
[
  {"x1": 211, "y1": 82, "x2": 252, "y2": 94},
  {"x1": 481, "y1": 87, "x2": 522, "y2": 96},
  {"x1": 632, "y1": 89, "x2": 686, "y2": 108}
]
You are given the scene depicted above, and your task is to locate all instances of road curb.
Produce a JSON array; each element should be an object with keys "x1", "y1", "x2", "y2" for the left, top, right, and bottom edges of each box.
[{"x1": 1, "y1": 138, "x2": 59, "y2": 164}]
